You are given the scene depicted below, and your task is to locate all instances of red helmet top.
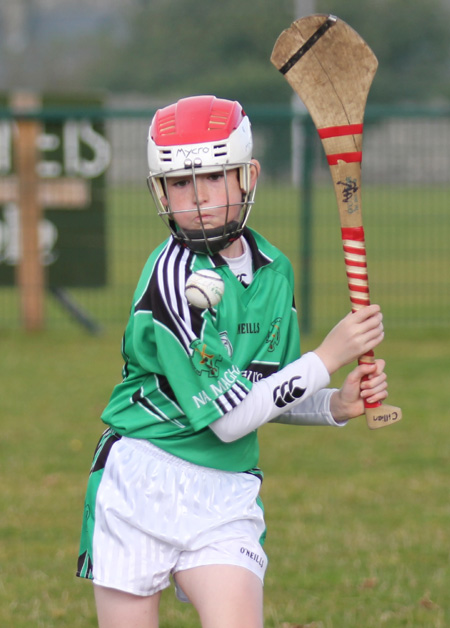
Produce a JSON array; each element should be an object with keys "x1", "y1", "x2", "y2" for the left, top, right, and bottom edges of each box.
[{"x1": 150, "y1": 95, "x2": 246, "y2": 147}]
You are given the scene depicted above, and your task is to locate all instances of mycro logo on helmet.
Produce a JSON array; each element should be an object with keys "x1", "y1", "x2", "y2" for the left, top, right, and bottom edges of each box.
[
  {"x1": 273, "y1": 376, "x2": 306, "y2": 408},
  {"x1": 175, "y1": 146, "x2": 211, "y2": 159}
]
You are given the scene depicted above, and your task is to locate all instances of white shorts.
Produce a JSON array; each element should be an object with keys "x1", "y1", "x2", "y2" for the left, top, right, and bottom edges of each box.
[{"x1": 89, "y1": 436, "x2": 267, "y2": 600}]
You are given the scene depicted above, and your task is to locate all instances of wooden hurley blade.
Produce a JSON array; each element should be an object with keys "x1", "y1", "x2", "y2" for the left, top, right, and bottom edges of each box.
[
  {"x1": 270, "y1": 14, "x2": 378, "y2": 130},
  {"x1": 271, "y1": 14, "x2": 402, "y2": 429}
]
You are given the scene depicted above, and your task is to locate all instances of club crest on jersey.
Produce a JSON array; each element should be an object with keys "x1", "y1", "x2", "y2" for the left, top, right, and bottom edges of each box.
[
  {"x1": 265, "y1": 317, "x2": 282, "y2": 352},
  {"x1": 219, "y1": 331, "x2": 233, "y2": 358},
  {"x1": 190, "y1": 339, "x2": 223, "y2": 377}
]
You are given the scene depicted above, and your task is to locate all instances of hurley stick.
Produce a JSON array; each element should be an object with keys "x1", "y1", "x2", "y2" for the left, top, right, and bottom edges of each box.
[{"x1": 271, "y1": 14, "x2": 401, "y2": 429}]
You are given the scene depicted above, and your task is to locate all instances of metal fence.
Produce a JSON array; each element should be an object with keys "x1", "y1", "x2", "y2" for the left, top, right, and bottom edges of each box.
[{"x1": 1, "y1": 104, "x2": 449, "y2": 334}]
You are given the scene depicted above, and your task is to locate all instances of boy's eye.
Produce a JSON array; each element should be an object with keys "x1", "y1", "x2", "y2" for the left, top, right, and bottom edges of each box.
[
  {"x1": 208, "y1": 173, "x2": 224, "y2": 182},
  {"x1": 172, "y1": 179, "x2": 190, "y2": 188}
]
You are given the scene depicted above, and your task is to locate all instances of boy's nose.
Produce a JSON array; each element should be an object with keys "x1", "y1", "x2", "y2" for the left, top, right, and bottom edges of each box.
[{"x1": 194, "y1": 177, "x2": 209, "y2": 204}]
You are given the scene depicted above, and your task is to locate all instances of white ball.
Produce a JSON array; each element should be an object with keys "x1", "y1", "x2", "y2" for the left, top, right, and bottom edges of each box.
[{"x1": 185, "y1": 269, "x2": 225, "y2": 309}]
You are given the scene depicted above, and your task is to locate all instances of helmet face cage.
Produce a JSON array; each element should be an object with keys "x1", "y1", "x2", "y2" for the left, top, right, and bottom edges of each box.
[
  {"x1": 146, "y1": 96, "x2": 257, "y2": 255},
  {"x1": 146, "y1": 161, "x2": 257, "y2": 255}
]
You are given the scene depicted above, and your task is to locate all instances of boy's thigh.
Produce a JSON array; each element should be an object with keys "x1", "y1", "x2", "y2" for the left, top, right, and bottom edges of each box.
[
  {"x1": 175, "y1": 565, "x2": 264, "y2": 628},
  {"x1": 173, "y1": 533, "x2": 267, "y2": 603},
  {"x1": 94, "y1": 585, "x2": 161, "y2": 628}
]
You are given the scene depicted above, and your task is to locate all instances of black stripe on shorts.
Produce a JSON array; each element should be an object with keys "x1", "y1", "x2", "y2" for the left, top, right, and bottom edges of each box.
[{"x1": 90, "y1": 428, "x2": 122, "y2": 474}]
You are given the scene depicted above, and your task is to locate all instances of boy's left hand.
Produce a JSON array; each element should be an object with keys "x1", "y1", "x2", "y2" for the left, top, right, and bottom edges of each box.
[{"x1": 331, "y1": 359, "x2": 388, "y2": 423}]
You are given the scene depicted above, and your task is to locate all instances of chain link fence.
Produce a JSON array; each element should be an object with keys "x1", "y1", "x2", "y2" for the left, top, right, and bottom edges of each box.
[{"x1": 1, "y1": 104, "x2": 449, "y2": 334}]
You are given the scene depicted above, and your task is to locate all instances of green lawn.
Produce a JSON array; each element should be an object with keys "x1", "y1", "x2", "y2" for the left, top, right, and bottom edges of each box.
[
  {"x1": 1, "y1": 177, "x2": 449, "y2": 626},
  {"x1": 0, "y1": 327, "x2": 448, "y2": 627}
]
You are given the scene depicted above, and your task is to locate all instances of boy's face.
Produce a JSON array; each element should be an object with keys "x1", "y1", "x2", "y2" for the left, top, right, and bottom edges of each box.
[{"x1": 161, "y1": 163, "x2": 259, "y2": 232}]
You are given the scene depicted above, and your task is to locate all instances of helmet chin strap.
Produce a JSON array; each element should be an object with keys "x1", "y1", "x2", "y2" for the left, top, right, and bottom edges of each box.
[{"x1": 173, "y1": 221, "x2": 241, "y2": 255}]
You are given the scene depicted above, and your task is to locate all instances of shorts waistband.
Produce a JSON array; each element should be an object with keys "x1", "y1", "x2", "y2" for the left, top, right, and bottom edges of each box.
[{"x1": 121, "y1": 435, "x2": 240, "y2": 478}]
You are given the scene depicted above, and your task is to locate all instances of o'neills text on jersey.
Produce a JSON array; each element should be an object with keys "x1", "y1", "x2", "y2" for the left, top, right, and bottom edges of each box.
[{"x1": 237, "y1": 322, "x2": 260, "y2": 334}]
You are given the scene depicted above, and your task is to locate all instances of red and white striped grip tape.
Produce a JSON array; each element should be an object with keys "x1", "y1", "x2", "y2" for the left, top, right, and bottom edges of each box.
[
  {"x1": 341, "y1": 212, "x2": 379, "y2": 407},
  {"x1": 341, "y1": 225, "x2": 370, "y2": 310}
]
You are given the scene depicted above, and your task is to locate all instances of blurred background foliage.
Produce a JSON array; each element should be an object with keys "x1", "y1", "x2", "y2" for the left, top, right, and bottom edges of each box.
[{"x1": 2, "y1": 0, "x2": 450, "y2": 106}]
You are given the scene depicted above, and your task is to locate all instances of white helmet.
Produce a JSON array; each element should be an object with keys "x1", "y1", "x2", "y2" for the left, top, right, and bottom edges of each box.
[{"x1": 147, "y1": 95, "x2": 257, "y2": 254}]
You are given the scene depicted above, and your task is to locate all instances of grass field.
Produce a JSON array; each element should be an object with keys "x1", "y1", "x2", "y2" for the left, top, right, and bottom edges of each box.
[
  {"x1": 1, "y1": 178, "x2": 449, "y2": 627},
  {"x1": 1, "y1": 325, "x2": 449, "y2": 628}
]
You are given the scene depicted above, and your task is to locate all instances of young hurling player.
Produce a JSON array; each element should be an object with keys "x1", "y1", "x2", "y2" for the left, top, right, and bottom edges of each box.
[{"x1": 77, "y1": 95, "x2": 388, "y2": 628}]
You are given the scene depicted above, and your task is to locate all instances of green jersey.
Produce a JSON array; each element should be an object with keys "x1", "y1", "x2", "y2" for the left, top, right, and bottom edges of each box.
[{"x1": 101, "y1": 227, "x2": 301, "y2": 472}]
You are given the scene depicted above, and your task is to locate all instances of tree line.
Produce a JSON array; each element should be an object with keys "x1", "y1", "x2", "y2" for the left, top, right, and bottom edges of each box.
[{"x1": 3, "y1": 0, "x2": 450, "y2": 106}]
